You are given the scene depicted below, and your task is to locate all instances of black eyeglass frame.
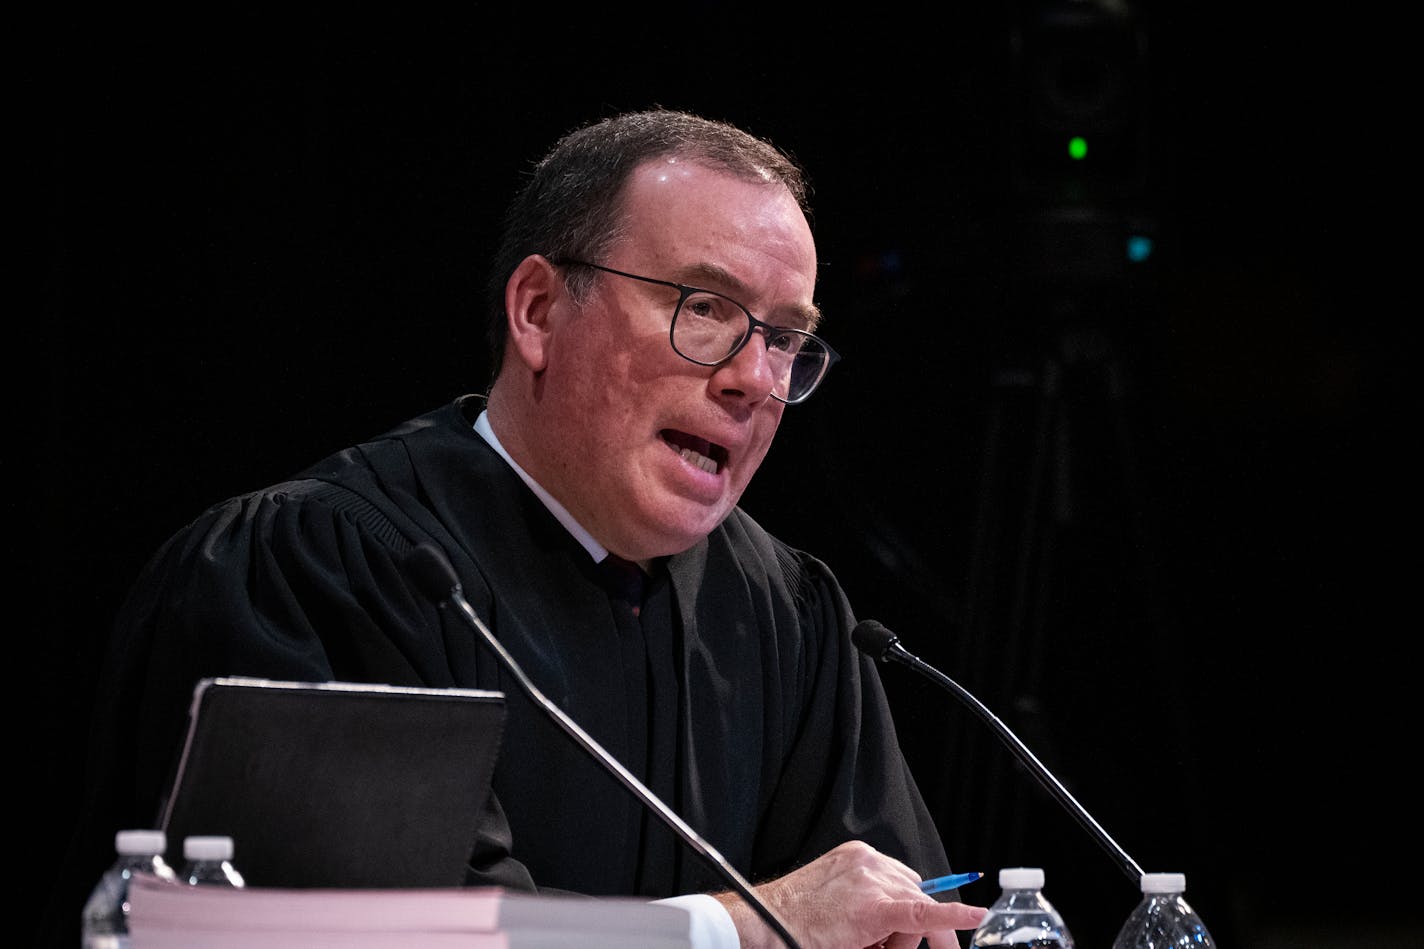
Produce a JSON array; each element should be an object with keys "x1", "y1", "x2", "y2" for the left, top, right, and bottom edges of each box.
[{"x1": 551, "y1": 258, "x2": 840, "y2": 404}]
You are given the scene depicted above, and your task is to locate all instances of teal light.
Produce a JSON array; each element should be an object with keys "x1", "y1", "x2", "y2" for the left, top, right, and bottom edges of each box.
[
  {"x1": 1068, "y1": 136, "x2": 1088, "y2": 160},
  {"x1": 1127, "y1": 234, "x2": 1154, "y2": 263}
]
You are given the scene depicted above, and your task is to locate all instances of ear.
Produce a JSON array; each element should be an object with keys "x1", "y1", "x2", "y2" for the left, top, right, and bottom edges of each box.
[{"x1": 504, "y1": 254, "x2": 562, "y2": 373}]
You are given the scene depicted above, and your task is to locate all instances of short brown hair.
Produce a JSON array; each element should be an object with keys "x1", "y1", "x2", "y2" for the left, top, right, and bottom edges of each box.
[{"x1": 483, "y1": 109, "x2": 811, "y2": 386}]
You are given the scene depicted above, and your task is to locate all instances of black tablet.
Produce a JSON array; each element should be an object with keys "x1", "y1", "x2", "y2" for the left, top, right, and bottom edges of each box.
[{"x1": 157, "y1": 677, "x2": 507, "y2": 889}]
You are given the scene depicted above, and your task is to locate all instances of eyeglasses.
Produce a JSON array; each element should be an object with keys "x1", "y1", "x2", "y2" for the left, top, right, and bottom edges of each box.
[{"x1": 554, "y1": 259, "x2": 840, "y2": 404}]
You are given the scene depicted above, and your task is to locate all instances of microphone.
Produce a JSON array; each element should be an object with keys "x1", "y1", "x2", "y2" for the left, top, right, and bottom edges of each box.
[
  {"x1": 404, "y1": 544, "x2": 801, "y2": 949},
  {"x1": 851, "y1": 619, "x2": 1145, "y2": 885}
]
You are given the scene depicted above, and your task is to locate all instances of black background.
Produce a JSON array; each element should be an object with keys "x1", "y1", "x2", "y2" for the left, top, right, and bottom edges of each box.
[{"x1": 32, "y1": 5, "x2": 1413, "y2": 947}]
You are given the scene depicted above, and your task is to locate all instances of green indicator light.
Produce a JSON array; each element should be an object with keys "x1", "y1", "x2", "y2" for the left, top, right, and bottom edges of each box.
[{"x1": 1068, "y1": 136, "x2": 1088, "y2": 160}]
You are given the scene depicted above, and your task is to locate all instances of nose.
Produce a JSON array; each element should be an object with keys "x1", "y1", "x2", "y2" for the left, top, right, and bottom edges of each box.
[{"x1": 709, "y1": 329, "x2": 778, "y2": 405}]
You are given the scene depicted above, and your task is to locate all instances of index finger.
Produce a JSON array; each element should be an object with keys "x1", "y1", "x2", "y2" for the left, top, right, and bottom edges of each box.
[{"x1": 878, "y1": 896, "x2": 989, "y2": 934}]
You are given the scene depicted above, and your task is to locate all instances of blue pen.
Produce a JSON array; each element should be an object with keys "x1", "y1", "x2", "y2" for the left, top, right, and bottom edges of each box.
[{"x1": 919, "y1": 871, "x2": 983, "y2": 895}]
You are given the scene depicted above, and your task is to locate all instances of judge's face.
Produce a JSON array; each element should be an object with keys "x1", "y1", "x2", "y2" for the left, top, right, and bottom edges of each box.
[{"x1": 521, "y1": 159, "x2": 819, "y2": 560}]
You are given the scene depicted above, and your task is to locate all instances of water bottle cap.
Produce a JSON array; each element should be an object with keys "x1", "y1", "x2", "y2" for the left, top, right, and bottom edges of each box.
[
  {"x1": 115, "y1": 829, "x2": 166, "y2": 855},
  {"x1": 1141, "y1": 872, "x2": 1187, "y2": 893},
  {"x1": 183, "y1": 835, "x2": 235, "y2": 861},
  {"x1": 998, "y1": 867, "x2": 1045, "y2": 889}
]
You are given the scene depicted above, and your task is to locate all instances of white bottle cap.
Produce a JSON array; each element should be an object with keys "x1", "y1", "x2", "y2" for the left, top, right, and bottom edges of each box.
[
  {"x1": 1141, "y1": 872, "x2": 1186, "y2": 893},
  {"x1": 115, "y1": 829, "x2": 166, "y2": 855},
  {"x1": 999, "y1": 867, "x2": 1045, "y2": 889},
  {"x1": 183, "y1": 835, "x2": 234, "y2": 861}
]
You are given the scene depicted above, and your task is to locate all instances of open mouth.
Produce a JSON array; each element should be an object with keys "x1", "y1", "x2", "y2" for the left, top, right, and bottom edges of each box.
[{"x1": 661, "y1": 429, "x2": 727, "y2": 474}]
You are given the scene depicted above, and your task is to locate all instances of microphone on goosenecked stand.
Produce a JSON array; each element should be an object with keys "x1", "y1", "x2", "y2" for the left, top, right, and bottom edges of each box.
[
  {"x1": 403, "y1": 543, "x2": 801, "y2": 949},
  {"x1": 850, "y1": 618, "x2": 1145, "y2": 885}
]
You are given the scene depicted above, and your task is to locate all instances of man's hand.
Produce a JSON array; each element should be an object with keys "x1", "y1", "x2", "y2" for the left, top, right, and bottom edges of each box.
[{"x1": 714, "y1": 841, "x2": 988, "y2": 949}]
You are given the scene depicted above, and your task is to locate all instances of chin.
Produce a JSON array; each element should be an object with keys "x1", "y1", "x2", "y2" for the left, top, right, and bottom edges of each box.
[{"x1": 638, "y1": 504, "x2": 735, "y2": 558}]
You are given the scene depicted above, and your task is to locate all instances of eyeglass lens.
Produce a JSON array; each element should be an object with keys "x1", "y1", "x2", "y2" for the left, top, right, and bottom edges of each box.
[{"x1": 673, "y1": 291, "x2": 828, "y2": 402}]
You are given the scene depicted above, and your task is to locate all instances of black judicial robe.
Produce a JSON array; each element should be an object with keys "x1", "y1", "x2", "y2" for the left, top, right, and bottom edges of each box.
[{"x1": 72, "y1": 394, "x2": 950, "y2": 904}]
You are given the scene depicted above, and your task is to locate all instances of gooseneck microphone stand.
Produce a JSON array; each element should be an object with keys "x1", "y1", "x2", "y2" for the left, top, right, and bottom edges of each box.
[
  {"x1": 852, "y1": 619, "x2": 1144, "y2": 885},
  {"x1": 404, "y1": 544, "x2": 801, "y2": 949}
]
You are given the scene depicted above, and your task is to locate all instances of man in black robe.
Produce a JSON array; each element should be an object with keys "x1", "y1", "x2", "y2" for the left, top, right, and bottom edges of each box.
[{"x1": 55, "y1": 109, "x2": 986, "y2": 949}]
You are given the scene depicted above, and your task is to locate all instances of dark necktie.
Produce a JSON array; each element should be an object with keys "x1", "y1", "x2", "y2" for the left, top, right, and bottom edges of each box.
[
  {"x1": 597, "y1": 553, "x2": 647, "y2": 617},
  {"x1": 594, "y1": 551, "x2": 680, "y2": 893}
]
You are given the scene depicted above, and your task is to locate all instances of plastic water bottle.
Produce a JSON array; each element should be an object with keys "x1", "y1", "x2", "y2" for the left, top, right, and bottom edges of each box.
[
  {"x1": 180, "y1": 835, "x2": 246, "y2": 886},
  {"x1": 970, "y1": 867, "x2": 1075, "y2": 948},
  {"x1": 1111, "y1": 872, "x2": 1216, "y2": 949},
  {"x1": 80, "y1": 828, "x2": 178, "y2": 949}
]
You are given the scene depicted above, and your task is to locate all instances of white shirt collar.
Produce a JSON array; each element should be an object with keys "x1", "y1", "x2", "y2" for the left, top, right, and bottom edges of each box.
[{"x1": 473, "y1": 410, "x2": 608, "y2": 563}]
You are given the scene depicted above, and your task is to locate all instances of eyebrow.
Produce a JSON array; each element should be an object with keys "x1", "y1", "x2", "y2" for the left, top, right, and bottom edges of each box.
[{"x1": 676, "y1": 261, "x2": 824, "y2": 332}]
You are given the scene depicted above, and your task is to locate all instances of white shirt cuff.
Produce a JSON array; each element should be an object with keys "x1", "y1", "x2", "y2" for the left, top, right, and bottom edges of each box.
[{"x1": 654, "y1": 893, "x2": 740, "y2": 949}]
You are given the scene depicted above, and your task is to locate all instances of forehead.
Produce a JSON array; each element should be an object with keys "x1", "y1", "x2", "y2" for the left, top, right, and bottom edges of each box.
[{"x1": 615, "y1": 158, "x2": 819, "y2": 292}]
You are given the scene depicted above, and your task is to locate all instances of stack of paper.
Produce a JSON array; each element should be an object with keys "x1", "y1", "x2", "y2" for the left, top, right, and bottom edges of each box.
[{"x1": 125, "y1": 873, "x2": 694, "y2": 948}]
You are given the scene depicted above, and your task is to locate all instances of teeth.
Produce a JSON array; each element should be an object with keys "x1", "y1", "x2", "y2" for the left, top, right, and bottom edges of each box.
[{"x1": 679, "y1": 447, "x2": 718, "y2": 474}]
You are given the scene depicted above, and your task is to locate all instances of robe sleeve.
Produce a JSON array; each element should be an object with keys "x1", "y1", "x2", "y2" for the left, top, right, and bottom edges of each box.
[
  {"x1": 753, "y1": 539, "x2": 952, "y2": 885},
  {"x1": 64, "y1": 478, "x2": 538, "y2": 908}
]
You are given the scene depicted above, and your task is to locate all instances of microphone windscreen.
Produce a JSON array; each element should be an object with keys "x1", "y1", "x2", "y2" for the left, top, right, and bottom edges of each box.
[
  {"x1": 404, "y1": 544, "x2": 461, "y2": 603},
  {"x1": 851, "y1": 620, "x2": 897, "y2": 659}
]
